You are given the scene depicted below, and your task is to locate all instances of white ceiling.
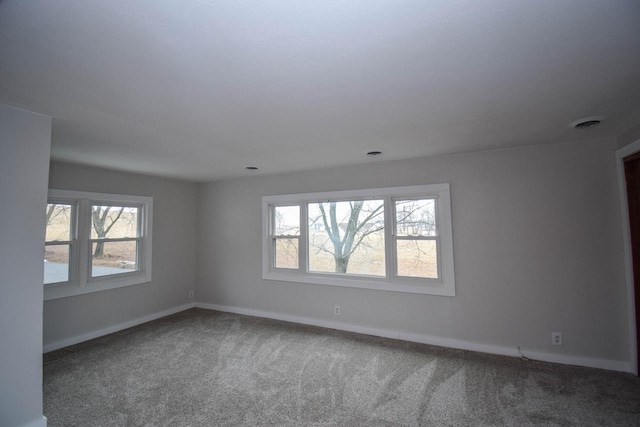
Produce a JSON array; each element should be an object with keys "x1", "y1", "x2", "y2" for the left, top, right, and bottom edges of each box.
[{"x1": 1, "y1": 1, "x2": 639, "y2": 182}]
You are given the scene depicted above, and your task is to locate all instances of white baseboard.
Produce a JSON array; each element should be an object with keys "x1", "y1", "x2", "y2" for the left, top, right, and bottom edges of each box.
[
  {"x1": 20, "y1": 415, "x2": 47, "y2": 427},
  {"x1": 43, "y1": 300, "x2": 630, "y2": 373},
  {"x1": 196, "y1": 302, "x2": 631, "y2": 373},
  {"x1": 43, "y1": 303, "x2": 196, "y2": 353}
]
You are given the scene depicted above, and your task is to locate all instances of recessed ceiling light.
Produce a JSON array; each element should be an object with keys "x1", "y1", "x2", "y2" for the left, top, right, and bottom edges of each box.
[
  {"x1": 367, "y1": 151, "x2": 382, "y2": 156},
  {"x1": 570, "y1": 117, "x2": 603, "y2": 129},
  {"x1": 245, "y1": 166, "x2": 258, "y2": 170}
]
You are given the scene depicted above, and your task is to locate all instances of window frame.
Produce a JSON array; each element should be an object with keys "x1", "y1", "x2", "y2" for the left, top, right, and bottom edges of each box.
[
  {"x1": 44, "y1": 200, "x2": 78, "y2": 286},
  {"x1": 262, "y1": 184, "x2": 455, "y2": 296},
  {"x1": 88, "y1": 201, "x2": 143, "y2": 282},
  {"x1": 270, "y1": 204, "x2": 302, "y2": 271},
  {"x1": 44, "y1": 189, "x2": 153, "y2": 301},
  {"x1": 392, "y1": 197, "x2": 440, "y2": 281}
]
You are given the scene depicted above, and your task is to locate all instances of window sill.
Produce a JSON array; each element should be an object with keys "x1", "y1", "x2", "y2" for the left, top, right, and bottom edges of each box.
[
  {"x1": 263, "y1": 271, "x2": 455, "y2": 296},
  {"x1": 44, "y1": 273, "x2": 151, "y2": 301}
]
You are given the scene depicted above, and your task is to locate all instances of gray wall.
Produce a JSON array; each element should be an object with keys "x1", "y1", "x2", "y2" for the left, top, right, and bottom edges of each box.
[
  {"x1": 0, "y1": 104, "x2": 51, "y2": 427},
  {"x1": 44, "y1": 161, "x2": 199, "y2": 347},
  {"x1": 197, "y1": 137, "x2": 629, "y2": 363},
  {"x1": 617, "y1": 122, "x2": 640, "y2": 149}
]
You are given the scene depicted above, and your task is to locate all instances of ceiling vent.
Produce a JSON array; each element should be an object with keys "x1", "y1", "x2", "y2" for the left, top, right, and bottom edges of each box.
[{"x1": 570, "y1": 117, "x2": 603, "y2": 129}]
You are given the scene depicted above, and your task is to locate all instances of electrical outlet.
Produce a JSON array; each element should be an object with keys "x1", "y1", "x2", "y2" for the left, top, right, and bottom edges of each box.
[
  {"x1": 188, "y1": 290, "x2": 194, "y2": 299},
  {"x1": 334, "y1": 305, "x2": 340, "y2": 316},
  {"x1": 551, "y1": 332, "x2": 562, "y2": 346}
]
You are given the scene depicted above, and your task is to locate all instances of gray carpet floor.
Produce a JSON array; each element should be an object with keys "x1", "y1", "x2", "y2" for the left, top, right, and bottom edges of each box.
[{"x1": 44, "y1": 308, "x2": 640, "y2": 426}]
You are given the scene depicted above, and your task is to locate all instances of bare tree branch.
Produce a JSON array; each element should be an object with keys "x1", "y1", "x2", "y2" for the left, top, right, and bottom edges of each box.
[
  {"x1": 312, "y1": 200, "x2": 385, "y2": 273},
  {"x1": 92, "y1": 206, "x2": 126, "y2": 257},
  {"x1": 45, "y1": 204, "x2": 56, "y2": 224},
  {"x1": 103, "y1": 207, "x2": 125, "y2": 235}
]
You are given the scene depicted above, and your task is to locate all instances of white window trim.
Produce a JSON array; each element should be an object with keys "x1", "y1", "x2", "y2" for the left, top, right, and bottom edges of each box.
[
  {"x1": 262, "y1": 184, "x2": 455, "y2": 296},
  {"x1": 44, "y1": 189, "x2": 153, "y2": 301}
]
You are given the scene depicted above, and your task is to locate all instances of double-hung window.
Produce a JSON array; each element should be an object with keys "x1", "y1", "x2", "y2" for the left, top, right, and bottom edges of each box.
[
  {"x1": 271, "y1": 205, "x2": 301, "y2": 270},
  {"x1": 44, "y1": 201, "x2": 77, "y2": 285},
  {"x1": 90, "y1": 203, "x2": 142, "y2": 278},
  {"x1": 263, "y1": 184, "x2": 455, "y2": 296},
  {"x1": 44, "y1": 189, "x2": 153, "y2": 300},
  {"x1": 393, "y1": 198, "x2": 439, "y2": 279}
]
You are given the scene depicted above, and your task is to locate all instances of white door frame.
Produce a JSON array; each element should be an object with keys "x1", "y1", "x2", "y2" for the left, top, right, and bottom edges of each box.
[{"x1": 615, "y1": 139, "x2": 640, "y2": 375}]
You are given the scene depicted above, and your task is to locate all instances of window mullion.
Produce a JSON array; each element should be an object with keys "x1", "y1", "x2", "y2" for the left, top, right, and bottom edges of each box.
[
  {"x1": 268, "y1": 204, "x2": 275, "y2": 269},
  {"x1": 70, "y1": 201, "x2": 78, "y2": 285},
  {"x1": 385, "y1": 196, "x2": 395, "y2": 282},
  {"x1": 300, "y1": 202, "x2": 308, "y2": 273},
  {"x1": 77, "y1": 198, "x2": 90, "y2": 288}
]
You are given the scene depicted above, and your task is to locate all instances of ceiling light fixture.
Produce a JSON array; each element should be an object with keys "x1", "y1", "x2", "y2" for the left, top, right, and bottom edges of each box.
[
  {"x1": 367, "y1": 151, "x2": 382, "y2": 156},
  {"x1": 570, "y1": 117, "x2": 603, "y2": 129}
]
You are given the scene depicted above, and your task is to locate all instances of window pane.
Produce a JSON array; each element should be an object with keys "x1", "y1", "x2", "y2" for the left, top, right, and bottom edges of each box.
[
  {"x1": 274, "y1": 238, "x2": 299, "y2": 269},
  {"x1": 395, "y1": 199, "x2": 436, "y2": 237},
  {"x1": 91, "y1": 205, "x2": 139, "y2": 239},
  {"x1": 45, "y1": 204, "x2": 73, "y2": 242},
  {"x1": 274, "y1": 206, "x2": 299, "y2": 236},
  {"x1": 396, "y1": 240, "x2": 438, "y2": 278},
  {"x1": 308, "y1": 200, "x2": 385, "y2": 276},
  {"x1": 92, "y1": 240, "x2": 138, "y2": 277},
  {"x1": 44, "y1": 244, "x2": 70, "y2": 284}
]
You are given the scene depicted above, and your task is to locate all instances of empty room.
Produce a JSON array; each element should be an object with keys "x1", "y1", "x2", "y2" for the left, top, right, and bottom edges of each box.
[{"x1": 2, "y1": 1, "x2": 640, "y2": 426}]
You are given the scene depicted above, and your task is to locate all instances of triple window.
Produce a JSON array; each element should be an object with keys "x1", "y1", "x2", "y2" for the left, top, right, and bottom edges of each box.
[
  {"x1": 263, "y1": 184, "x2": 455, "y2": 296},
  {"x1": 44, "y1": 189, "x2": 153, "y2": 300}
]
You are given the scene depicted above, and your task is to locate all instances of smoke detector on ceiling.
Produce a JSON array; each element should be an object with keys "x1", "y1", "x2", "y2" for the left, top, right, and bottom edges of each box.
[{"x1": 570, "y1": 117, "x2": 603, "y2": 129}]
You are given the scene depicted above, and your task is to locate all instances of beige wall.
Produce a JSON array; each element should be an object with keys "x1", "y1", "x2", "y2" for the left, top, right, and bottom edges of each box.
[
  {"x1": 197, "y1": 137, "x2": 629, "y2": 365},
  {"x1": 0, "y1": 104, "x2": 51, "y2": 427},
  {"x1": 44, "y1": 161, "x2": 199, "y2": 348}
]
